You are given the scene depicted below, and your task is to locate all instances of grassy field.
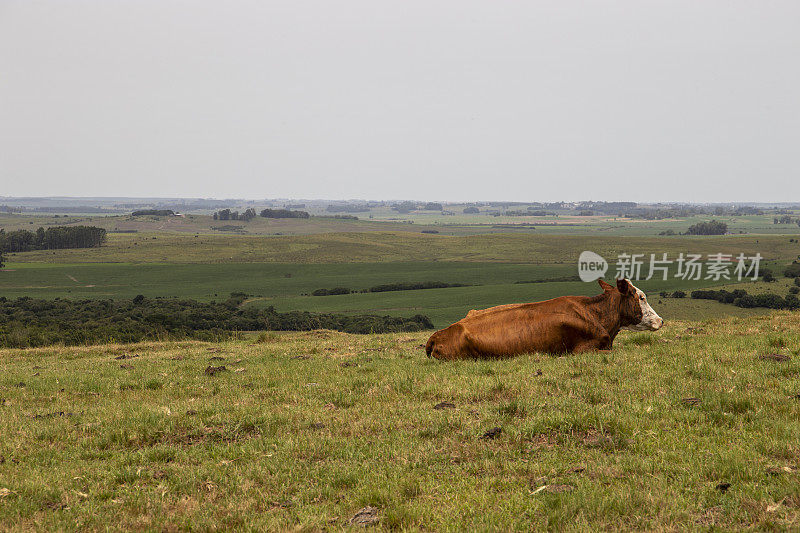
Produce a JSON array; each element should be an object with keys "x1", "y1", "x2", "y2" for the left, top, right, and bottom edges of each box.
[
  {"x1": 7, "y1": 231, "x2": 800, "y2": 265},
  {"x1": 3, "y1": 228, "x2": 797, "y2": 327},
  {"x1": 3, "y1": 211, "x2": 800, "y2": 237},
  {"x1": 0, "y1": 262, "x2": 575, "y2": 301},
  {"x1": 246, "y1": 279, "x2": 772, "y2": 326},
  {"x1": 0, "y1": 259, "x2": 782, "y2": 327},
  {"x1": 2, "y1": 314, "x2": 800, "y2": 530},
  {"x1": 3, "y1": 210, "x2": 800, "y2": 530}
]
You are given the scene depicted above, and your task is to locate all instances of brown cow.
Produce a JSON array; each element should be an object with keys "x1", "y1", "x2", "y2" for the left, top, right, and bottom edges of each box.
[{"x1": 425, "y1": 278, "x2": 663, "y2": 359}]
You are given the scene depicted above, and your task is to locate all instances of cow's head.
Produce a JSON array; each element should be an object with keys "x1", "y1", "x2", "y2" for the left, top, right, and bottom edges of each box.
[{"x1": 599, "y1": 278, "x2": 664, "y2": 331}]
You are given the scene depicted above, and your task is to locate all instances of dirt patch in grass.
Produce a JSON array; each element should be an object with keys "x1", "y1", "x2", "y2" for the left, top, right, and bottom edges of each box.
[
  {"x1": 204, "y1": 365, "x2": 227, "y2": 376},
  {"x1": 759, "y1": 353, "x2": 790, "y2": 362},
  {"x1": 480, "y1": 427, "x2": 502, "y2": 440},
  {"x1": 350, "y1": 506, "x2": 379, "y2": 526}
]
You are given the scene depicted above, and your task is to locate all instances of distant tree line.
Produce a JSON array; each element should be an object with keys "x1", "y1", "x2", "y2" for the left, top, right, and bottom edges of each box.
[
  {"x1": 500, "y1": 210, "x2": 558, "y2": 217},
  {"x1": 690, "y1": 288, "x2": 799, "y2": 310},
  {"x1": 323, "y1": 214, "x2": 359, "y2": 220},
  {"x1": 622, "y1": 205, "x2": 764, "y2": 219},
  {"x1": 326, "y1": 204, "x2": 370, "y2": 213},
  {"x1": 773, "y1": 215, "x2": 800, "y2": 226},
  {"x1": 393, "y1": 201, "x2": 418, "y2": 214},
  {"x1": 727, "y1": 206, "x2": 765, "y2": 216},
  {"x1": 312, "y1": 281, "x2": 469, "y2": 296},
  {"x1": 213, "y1": 208, "x2": 257, "y2": 221},
  {"x1": 368, "y1": 281, "x2": 466, "y2": 292},
  {"x1": 658, "y1": 290, "x2": 686, "y2": 298},
  {"x1": 514, "y1": 275, "x2": 581, "y2": 284},
  {"x1": 574, "y1": 201, "x2": 637, "y2": 214},
  {"x1": 0, "y1": 295, "x2": 434, "y2": 348},
  {"x1": 259, "y1": 208, "x2": 309, "y2": 219},
  {"x1": 389, "y1": 201, "x2": 445, "y2": 213},
  {"x1": 0, "y1": 226, "x2": 106, "y2": 253},
  {"x1": 33, "y1": 206, "x2": 116, "y2": 213},
  {"x1": 691, "y1": 289, "x2": 749, "y2": 304},
  {"x1": 131, "y1": 209, "x2": 175, "y2": 216},
  {"x1": 312, "y1": 287, "x2": 352, "y2": 296}
]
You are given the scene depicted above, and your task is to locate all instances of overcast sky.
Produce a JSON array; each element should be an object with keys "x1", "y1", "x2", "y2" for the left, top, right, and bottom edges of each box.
[{"x1": 1, "y1": 1, "x2": 798, "y2": 202}]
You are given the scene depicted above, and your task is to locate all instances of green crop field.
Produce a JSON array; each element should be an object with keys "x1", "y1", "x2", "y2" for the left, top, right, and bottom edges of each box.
[
  {"x1": 2, "y1": 314, "x2": 800, "y2": 530},
  {"x1": 0, "y1": 261, "x2": 574, "y2": 301},
  {"x1": 3, "y1": 226, "x2": 798, "y2": 328},
  {"x1": 1, "y1": 258, "x2": 787, "y2": 327},
  {"x1": 6, "y1": 231, "x2": 800, "y2": 264},
  {"x1": 245, "y1": 278, "x2": 772, "y2": 327}
]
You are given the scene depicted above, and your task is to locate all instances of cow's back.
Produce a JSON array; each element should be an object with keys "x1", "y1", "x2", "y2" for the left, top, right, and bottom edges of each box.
[{"x1": 428, "y1": 296, "x2": 591, "y2": 359}]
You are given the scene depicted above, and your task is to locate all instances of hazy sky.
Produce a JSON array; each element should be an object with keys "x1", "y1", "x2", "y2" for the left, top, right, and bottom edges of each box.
[{"x1": 1, "y1": 1, "x2": 798, "y2": 202}]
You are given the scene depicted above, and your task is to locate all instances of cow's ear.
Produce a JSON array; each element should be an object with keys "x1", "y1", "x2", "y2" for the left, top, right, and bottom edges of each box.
[
  {"x1": 598, "y1": 279, "x2": 614, "y2": 291},
  {"x1": 616, "y1": 278, "x2": 630, "y2": 294}
]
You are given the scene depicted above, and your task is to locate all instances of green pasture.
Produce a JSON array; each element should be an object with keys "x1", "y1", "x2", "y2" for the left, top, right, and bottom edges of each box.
[
  {"x1": 245, "y1": 277, "x2": 770, "y2": 327},
  {"x1": 2, "y1": 314, "x2": 800, "y2": 530},
  {"x1": 6, "y1": 231, "x2": 800, "y2": 265},
  {"x1": 1, "y1": 258, "x2": 784, "y2": 326},
  {"x1": 0, "y1": 262, "x2": 574, "y2": 301},
  {"x1": 2, "y1": 227, "x2": 798, "y2": 327}
]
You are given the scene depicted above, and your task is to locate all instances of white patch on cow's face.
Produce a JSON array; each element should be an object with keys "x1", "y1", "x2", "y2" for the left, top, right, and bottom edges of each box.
[{"x1": 624, "y1": 281, "x2": 664, "y2": 331}]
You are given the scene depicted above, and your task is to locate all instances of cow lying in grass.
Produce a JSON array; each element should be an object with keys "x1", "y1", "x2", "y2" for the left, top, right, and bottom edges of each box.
[{"x1": 425, "y1": 278, "x2": 663, "y2": 359}]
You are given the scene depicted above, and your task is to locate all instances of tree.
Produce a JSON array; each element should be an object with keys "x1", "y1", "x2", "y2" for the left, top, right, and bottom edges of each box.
[
  {"x1": 784, "y1": 262, "x2": 800, "y2": 278},
  {"x1": 260, "y1": 208, "x2": 309, "y2": 219},
  {"x1": 0, "y1": 226, "x2": 106, "y2": 252},
  {"x1": 131, "y1": 209, "x2": 174, "y2": 216},
  {"x1": 685, "y1": 220, "x2": 727, "y2": 235},
  {"x1": 0, "y1": 249, "x2": 5, "y2": 269},
  {"x1": 392, "y1": 201, "x2": 417, "y2": 214}
]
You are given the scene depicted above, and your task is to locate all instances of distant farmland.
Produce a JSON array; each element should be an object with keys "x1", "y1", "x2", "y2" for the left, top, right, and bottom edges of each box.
[
  {"x1": 2, "y1": 215, "x2": 799, "y2": 328},
  {"x1": 0, "y1": 260, "x2": 780, "y2": 327}
]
